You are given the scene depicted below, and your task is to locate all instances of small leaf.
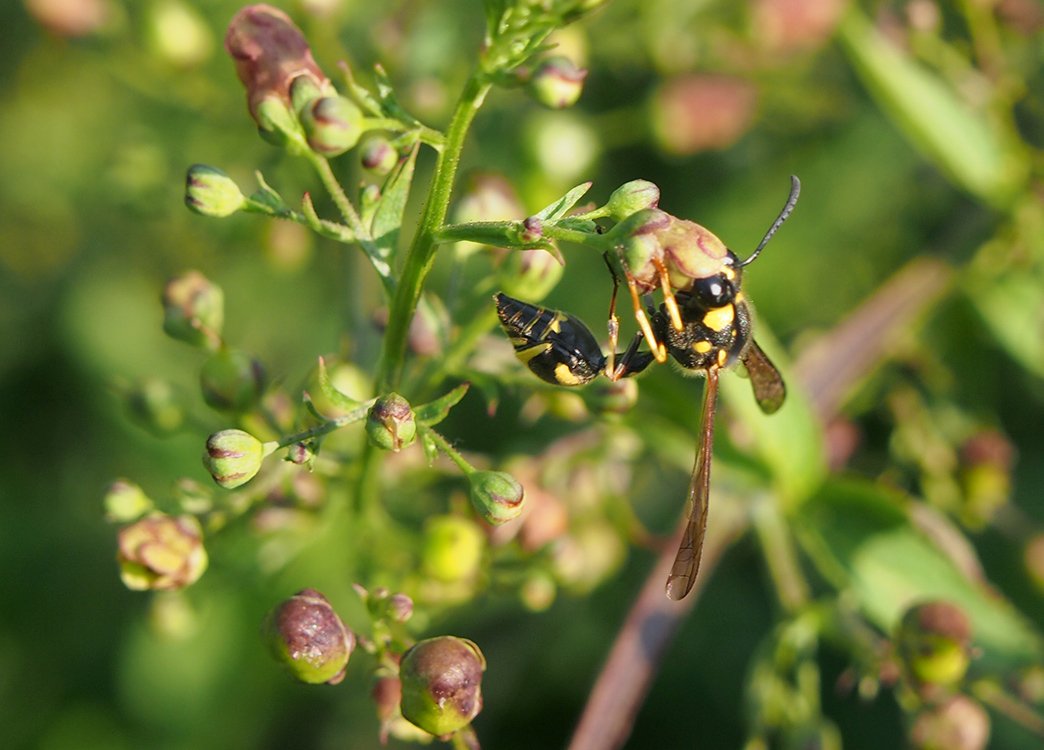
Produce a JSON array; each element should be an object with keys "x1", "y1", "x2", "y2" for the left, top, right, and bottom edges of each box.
[
  {"x1": 415, "y1": 383, "x2": 470, "y2": 427},
  {"x1": 421, "y1": 430, "x2": 439, "y2": 464},
  {"x1": 533, "y1": 181, "x2": 593, "y2": 221},
  {"x1": 371, "y1": 144, "x2": 419, "y2": 265},
  {"x1": 316, "y1": 356, "x2": 363, "y2": 411}
]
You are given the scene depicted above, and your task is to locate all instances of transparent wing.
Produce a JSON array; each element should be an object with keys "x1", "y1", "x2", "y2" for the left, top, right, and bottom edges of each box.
[
  {"x1": 742, "y1": 339, "x2": 786, "y2": 415},
  {"x1": 665, "y1": 367, "x2": 719, "y2": 601}
]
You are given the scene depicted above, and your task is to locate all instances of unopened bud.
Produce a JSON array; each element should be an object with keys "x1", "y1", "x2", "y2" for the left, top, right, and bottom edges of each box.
[
  {"x1": 264, "y1": 588, "x2": 355, "y2": 685},
  {"x1": 200, "y1": 349, "x2": 266, "y2": 413},
  {"x1": 125, "y1": 378, "x2": 185, "y2": 435},
  {"x1": 300, "y1": 96, "x2": 365, "y2": 157},
  {"x1": 605, "y1": 179, "x2": 660, "y2": 220},
  {"x1": 528, "y1": 56, "x2": 587, "y2": 109},
  {"x1": 910, "y1": 695, "x2": 990, "y2": 750},
  {"x1": 468, "y1": 470, "x2": 525, "y2": 525},
  {"x1": 366, "y1": 393, "x2": 417, "y2": 452},
  {"x1": 162, "y1": 270, "x2": 224, "y2": 350},
  {"x1": 897, "y1": 600, "x2": 972, "y2": 691},
  {"x1": 103, "y1": 479, "x2": 154, "y2": 522},
  {"x1": 202, "y1": 428, "x2": 273, "y2": 489},
  {"x1": 360, "y1": 135, "x2": 399, "y2": 175},
  {"x1": 421, "y1": 515, "x2": 486, "y2": 583},
  {"x1": 400, "y1": 636, "x2": 485, "y2": 736},
  {"x1": 289, "y1": 73, "x2": 325, "y2": 114},
  {"x1": 185, "y1": 164, "x2": 246, "y2": 218},
  {"x1": 117, "y1": 513, "x2": 208, "y2": 591}
]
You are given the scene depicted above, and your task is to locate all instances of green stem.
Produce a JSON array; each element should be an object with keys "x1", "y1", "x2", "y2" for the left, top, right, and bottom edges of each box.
[
  {"x1": 751, "y1": 495, "x2": 810, "y2": 613},
  {"x1": 377, "y1": 74, "x2": 492, "y2": 392},
  {"x1": 422, "y1": 427, "x2": 476, "y2": 475},
  {"x1": 275, "y1": 399, "x2": 377, "y2": 448}
]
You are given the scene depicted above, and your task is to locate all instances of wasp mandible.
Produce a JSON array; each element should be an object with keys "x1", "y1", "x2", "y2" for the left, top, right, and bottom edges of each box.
[{"x1": 495, "y1": 176, "x2": 801, "y2": 600}]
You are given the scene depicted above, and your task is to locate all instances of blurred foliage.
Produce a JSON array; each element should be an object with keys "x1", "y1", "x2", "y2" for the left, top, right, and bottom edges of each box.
[{"x1": 1, "y1": 0, "x2": 1042, "y2": 749}]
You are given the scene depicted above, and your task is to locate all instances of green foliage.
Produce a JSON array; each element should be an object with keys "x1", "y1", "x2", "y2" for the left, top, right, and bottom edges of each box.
[{"x1": 2, "y1": 1, "x2": 1043, "y2": 749}]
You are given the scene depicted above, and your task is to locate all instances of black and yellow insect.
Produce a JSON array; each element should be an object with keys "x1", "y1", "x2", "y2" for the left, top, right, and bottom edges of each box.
[{"x1": 495, "y1": 176, "x2": 800, "y2": 600}]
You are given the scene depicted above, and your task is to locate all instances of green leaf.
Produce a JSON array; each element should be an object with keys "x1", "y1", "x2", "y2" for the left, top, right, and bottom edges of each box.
[
  {"x1": 837, "y1": 9, "x2": 1027, "y2": 208},
  {"x1": 415, "y1": 383, "x2": 470, "y2": 427},
  {"x1": 533, "y1": 181, "x2": 593, "y2": 221},
  {"x1": 316, "y1": 356, "x2": 363, "y2": 411},
  {"x1": 371, "y1": 144, "x2": 419, "y2": 266},
  {"x1": 796, "y1": 478, "x2": 1043, "y2": 671}
]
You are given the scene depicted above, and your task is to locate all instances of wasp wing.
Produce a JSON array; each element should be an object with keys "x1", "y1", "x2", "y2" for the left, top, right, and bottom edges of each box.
[
  {"x1": 742, "y1": 339, "x2": 785, "y2": 415},
  {"x1": 665, "y1": 367, "x2": 718, "y2": 601}
]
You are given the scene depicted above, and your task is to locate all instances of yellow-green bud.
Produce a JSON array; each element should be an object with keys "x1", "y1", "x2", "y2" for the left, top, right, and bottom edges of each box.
[
  {"x1": 300, "y1": 95, "x2": 365, "y2": 156},
  {"x1": 400, "y1": 636, "x2": 485, "y2": 736},
  {"x1": 202, "y1": 428, "x2": 272, "y2": 489},
  {"x1": 200, "y1": 349, "x2": 266, "y2": 413},
  {"x1": 103, "y1": 479, "x2": 154, "y2": 523},
  {"x1": 468, "y1": 470, "x2": 525, "y2": 525},
  {"x1": 264, "y1": 588, "x2": 355, "y2": 685},
  {"x1": 366, "y1": 393, "x2": 417, "y2": 452},
  {"x1": 421, "y1": 515, "x2": 486, "y2": 583},
  {"x1": 289, "y1": 73, "x2": 325, "y2": 114},
  {"x1": 360, "y1": 135, "x2": 399, "y2": 175},
  {"x1": 897, "y1": 600, "x2": 972, "y2": 691},
  {"x1": 605, "y1": 179, "x2": 660, "y2": 221},
  {"x1": 117, "y1": 513, "x2": 208, "y2": 591},
  {"x1": 162, "y1": 270, "x2": 224, "y2": 350},
  {"x1": 528, "y1": 56, "x2": 587, "y2": 109},
  {"x1": 125, "y1": 378, "x2": 185, "y2": 435},
  {"x1": 184, "y1": 164, "x2": 246, "y2": 218}
]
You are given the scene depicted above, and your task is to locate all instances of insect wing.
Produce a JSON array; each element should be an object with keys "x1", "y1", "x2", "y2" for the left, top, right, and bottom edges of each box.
[
  {"x1": 742, "y1": 339, "x2": 785, "y2": 415},
  {"x1": 665, "y1": 367, "x2": 719, "y2": 601}
]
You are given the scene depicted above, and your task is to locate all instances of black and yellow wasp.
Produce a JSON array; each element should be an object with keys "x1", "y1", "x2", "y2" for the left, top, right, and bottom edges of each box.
[{"x1": 495, "y1": 176, "x2": 800, "y2": 600}]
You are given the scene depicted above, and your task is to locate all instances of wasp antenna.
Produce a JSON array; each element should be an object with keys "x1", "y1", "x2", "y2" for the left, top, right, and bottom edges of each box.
[{"x1": 740, "y1": 175, "x2": 801, "y2": 267}]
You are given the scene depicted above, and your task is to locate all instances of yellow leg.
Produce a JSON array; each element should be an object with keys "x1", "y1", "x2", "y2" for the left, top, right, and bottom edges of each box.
[
  {"x1": 627, "y1": 276, "x2": 667, "y2": 362},
  {"x1": 653, "y1": 257, "x2": 683, "y2": 331}
]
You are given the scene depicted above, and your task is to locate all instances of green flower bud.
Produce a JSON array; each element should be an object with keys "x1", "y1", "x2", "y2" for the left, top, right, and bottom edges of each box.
[
  {"x1": 897, "y1": 600, "x2": 972, "y2": 692},
  {"x1": 202, "y1": 428, "x2": 273, "y2": 489},
  {"x1": 400, "y1": 636, "x2": 485, "y2": 736},
  {"x1": 172, "y1": 477, "x2": 214, "y2": 515},
  {"x1": 421, "y1": 515, "x2": 486, "y2": 583},
  {"x1": 264, "y1": 588, "x2": 355, "y2": 685},
  {"x1": 162, "y1": 270, "x2": 224, "y2": 350},
  {"x1": 125, "y1": 378, "x2": 185, "y2": 435},
  {"x1": 117, "y1": 513, "x2": 208, "y2": 591},
  {"x1": 468, "y1": 470, "x2": 525, "y2": 525},
  {"x1": 300, "y1": 96, "x2": 365, "y2": 156},
  {"x1": 605, "y1": 179, "x2": 660, "y2": 221},
  {"x1": 103, "y1": 479, "x2": 154, "y2": 523},
  {"x1": 366, "y1": 393, "x2": 417, "y2": 452},
  {"x1": 289, "y1": 73, "x2": 325, "y2": 114},
  {"x1": 184, "y1": 164, "x2": 246, "y2": 218},
  {"x1": 254, "y1": 94, "x2": 306, "y2": 149},
  {"x1": 910, "y1": 695, "x2": 990, "y2": 750},
  {"x1": 360, "y1": 135, "x2": 399, "y2": 175},
  {"x1": 528, "y1": 56, "x2": 587, "y2": 109},
  {"x1": 200, "y1": 349, "x2": 266, "y2": 413}
]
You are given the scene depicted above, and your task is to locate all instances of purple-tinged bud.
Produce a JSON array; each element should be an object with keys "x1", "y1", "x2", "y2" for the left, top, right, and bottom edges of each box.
[
  {"x1": 388, "y1": 593, "x2": 414, "y2": 623},
  {"x1": 399, "y1": 636, "x2": 485, "y2": 736},
  {"x1": 520, "y1": 216, "x2": 543, "y2": 243},
  {"x1": 468, "y1": 470, "x2": 525, "y2": 525},
  {"x1": 528, "y1": 56, "x2": 587, "y2": 109},
  {"x1": 605, "y1": 179, "x2": 660, "y2": 221},
  {"x1": 185, "y1": 164, "x2": 246, "y2": 218},
  {"x1": 200, "y1": 349, "x2": 266, "y2": 413},
  {"x1": 264, "y1": 588, "x2": 355, "y2": 685},
  {"x1": 897, "y1": 600, "x2": 972, "y2": 693},
  {"x1": 162, "y1": 270, "x2": 224, "y2": 350},
  {"x1": 366, "y1": 393, "x2": 417, "y2": 452},
  {"x1": 202, "y1": 428, "x2": 274, "y2": 489},
  {"x1": 650, "y1": 75, "x2": 756, "y2": 156},
  {"x1": 960, "y1": 430, "x2": 1016, "y2": 527},
  {"x1": 103, "y1": 479, "x2": 154, "y2": 523},
  {"x1": 421, "y1": 515, "x2": 486, "y2": 583},
  {"x1": 909, "y1": 695, "x2": 990, "y2": 750},
  {"x1": 300, "y1": 95, "x2": 365, "y2": 156},
  {"x1": 125, "y1": 378, "x2": 185, "y2": 435},
  {"x1": 117, "y1": 513, "x2": 208, "y2": 591},
  {"x1": 360, "y1": 135, "x2": 399, "y2": 175},
  {"x1": 225, "y1": 5, "x2": 333, "y2": 129},
  {"x1": 287, "y1": 441, "x2": 314, "y2": 466}
]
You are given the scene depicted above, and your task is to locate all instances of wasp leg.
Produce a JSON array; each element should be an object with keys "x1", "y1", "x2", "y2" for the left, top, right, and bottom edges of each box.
[
  {"x1": 601, "y1": 253, "x2": 624, "y2": 378},
  {"x1": 609, "y1": 329, "x2": 655, "y2": 380},
  {"x1": 625, "y1": 274, "x2": 667, "y2": 362},
  {"x1": 651, "y1": 256, "x2": 683, "y2": 331}
]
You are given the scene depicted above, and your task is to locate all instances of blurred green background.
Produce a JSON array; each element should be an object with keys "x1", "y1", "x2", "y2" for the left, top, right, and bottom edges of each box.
[{"x1": 1, "y1": 0, "x2": 1042, "y2": 748}]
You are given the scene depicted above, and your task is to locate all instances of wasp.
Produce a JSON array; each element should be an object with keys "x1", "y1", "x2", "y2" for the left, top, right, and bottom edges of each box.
[{"x1": 495, "y1": 176, "x2": 800, "y2": 600}]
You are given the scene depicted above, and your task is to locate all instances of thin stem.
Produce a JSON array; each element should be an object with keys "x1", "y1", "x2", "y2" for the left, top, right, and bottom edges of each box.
[
  {"x1": 377, "y1": 74, "x2": 492, "y2": 392},
  {"x1": 275, "y1": 399, "x2": 377, "y2": 448},
  {"x1": 751, "y1": 495, "x2": 810, "y2": 613},
  {"x1": 422, "y1": 427, "x2": 475, "y2": 475}
]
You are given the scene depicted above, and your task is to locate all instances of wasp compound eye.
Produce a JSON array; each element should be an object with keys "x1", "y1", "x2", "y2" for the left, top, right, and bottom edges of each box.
[
  {"x1": 689, "y1": 272, "x2": 736, "y2": 309},
  {"x1": 494, "y1": 293, "x2": 607, "y2": 386}
]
